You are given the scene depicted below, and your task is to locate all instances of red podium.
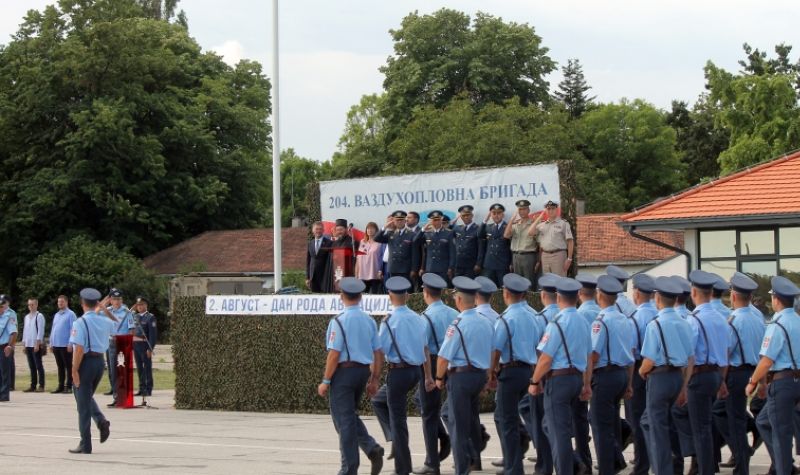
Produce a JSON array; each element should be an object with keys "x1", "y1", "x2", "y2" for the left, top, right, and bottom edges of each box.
[
  {"x1": 113, "y1": 334, "x2": 135, "y2": 408},
  {"x1": 330, "y1": 247, "x2": 364, "y2": 292}
]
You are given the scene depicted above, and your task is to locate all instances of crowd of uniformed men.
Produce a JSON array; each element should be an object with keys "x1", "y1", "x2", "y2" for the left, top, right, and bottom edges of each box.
[
  {"x1": 0, "y1": 288, "x2": 158, "y2": 454},
  {"x1": 318, "y1": 206, "x2": 800, "y2": 475}
]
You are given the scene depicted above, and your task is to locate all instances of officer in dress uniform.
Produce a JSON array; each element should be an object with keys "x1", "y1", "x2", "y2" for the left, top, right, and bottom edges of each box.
[
  {"x1": 69, "y1": 288, "x2": 113, "y2": 454},
  {"x1": 102, "y1": 288, "x2": 134, "y2": 406},
  {"x1": 627, "y1": 273, "x2": 659, "y2": 475},
  {"x1": 587, "y1": 275, "x2": 635, "y2": 475},
  {"x1": 375, "y1": 210, "x2": 421, "y2": 282},
  {"x1": 132, "y1": 296, "x2": 157, "y2": 398},
  {"x1": 529, "y1": 277, "x2": 592, "y2": 475},
  {"x1": 748, "y1": 276, "x2": 800, "y2": 475},
  {"x1": 378, "y1": 276, "x2": 431, "y2": 475},
  {"x1": 638, "y1": 277, "x2": 695, "y2": 475},
  {"x1": 489, "y1": 273, "x2": 541, "y2": 475},
  {"x1": 479, "y1": 204, "x2": 512, "y2": 286},
  {"x1": 452, "y1": 205, "x2": 484, "y2": 279},
  {"x1": 606, "y1": 265, "x2": 637, "y2": 317},
  {"x1": 711, "y1": 272, "x2": 765, "y2": 475},
  {"x1": 417, "y1": 211, "x2": 456, "y2": 285},
  {"x1": 435, "y1": 277, "x2": 494, "y2": 475},
  {"x1": 318, "y1": 277, "x2": 385, "y2": 475},
  {"x1": 505, "y1": 200, "x2": 542, "y2": 283},
  {"x1": 0, "y1": 294, "x2": 18, "y2": 402},
  {"x1": 413, "y1": 273, "x2": 455, "y2": 475},
  {"x1": 672, "y1": 270, "x2": 730, "y2": 475}
]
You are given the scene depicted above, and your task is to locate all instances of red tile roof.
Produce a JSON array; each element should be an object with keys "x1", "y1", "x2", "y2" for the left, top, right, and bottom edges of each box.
[
  {"x1": 143, "y1": 228, "x2": 309, "y2": 275},
  {"x1": 577, "y1": 214, "x2": 683, "y2": 265},
  {"x1": 621, "y1": 151, "x2": 800, "y2": 223}
]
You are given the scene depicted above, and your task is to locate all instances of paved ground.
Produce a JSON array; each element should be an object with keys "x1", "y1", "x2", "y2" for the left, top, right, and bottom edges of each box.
[{"x1": 1, "y1": 386, "x2": 776, "y2": 475}]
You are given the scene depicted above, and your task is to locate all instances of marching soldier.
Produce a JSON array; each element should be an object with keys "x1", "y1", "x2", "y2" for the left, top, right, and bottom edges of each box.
[
  {"x1": 504, "y1": 199, "x2": 542, "y2": 283},
  {"x1": 672, "y1": 270, "x2": 729, "y2": 475},
  {"x1": 638, "y1": 277, "x2": 695, "y2": 475},
  {"x1": 378, "y1": 276, "x2": 431, "y2": 475},
  {"x1": 435, "y1": 277, "x2": 494, "y2": 474},
  {"x1": 479, "y1": 204, "x2": 512, "y2": 286},
  {"x1": 673, "y1": 275, "x2": 693, "y2": 319},
  {"x1": 712, "y1": 276, "x2": 732, "y2": 318},
  {"x1": 374, "y1": 210, "x2": 420, "y2": 281},
  {"x1": 715, "y1": 272, "x2": 764, "y2": 475},
  {"x1": 489, "y1": 273, "x2": 541, "y2": 475},
  {"x1": 452, "y1": 205, "x2": 483, "y2": 278},
  {"x1": 69, "y1": 288, "x2": 113, "y2": 454},
  {"x1": 606, "y1": 265, "x2": 637, "y2": 317},
  {"x1": 748, "y1": 276, "x2": 800, "y2": 475},
  {"x1": 132, "y1": 296, "x2": 157, "y2": 398},
  {"x1": 413, "y1": 273, "x2": 455, "y2": 475},
  {"x1": 318, "y1": 277, "x2": 385, "y2": 475},
  {"x1": 573, "y1": 273, "x2": 599, "y2": 472},
  {"x1": 529, "y1": 277, "x2": 591, "y2": 475},
  {"x1": 577, "y1": 273, "x2": 601, "y2": 325},
  {"x1": 475, "y1": 276, "x2": 500, "y2": 322},
  {"x1": 417, "y1": 211, "x2": 456, "y2": 284},
  {"x1": 587, "y1": 275, "x2": 635, "y2": 475}
]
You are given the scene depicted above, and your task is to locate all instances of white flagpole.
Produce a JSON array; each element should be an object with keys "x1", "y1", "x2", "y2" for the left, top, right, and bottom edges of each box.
[{"x1": 271, "y1": 0, "x2": 282, "y2": 291}]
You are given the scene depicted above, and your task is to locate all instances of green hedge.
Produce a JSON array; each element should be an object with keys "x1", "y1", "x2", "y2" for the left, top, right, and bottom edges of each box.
[{"x1": 173, "y1": 292, "x2": 543, "y2": 413}]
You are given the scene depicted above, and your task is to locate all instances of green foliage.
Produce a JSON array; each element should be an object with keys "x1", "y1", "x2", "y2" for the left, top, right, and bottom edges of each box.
[
  {"x1": 17, "y1": 234, "x2": 170, "y2": 340},
  {"x1": 274, "y1": 149, "x2": 325, "y2": 226},
  {"x1": 172, "y1": 292, "x2": 542, "y2": 413},
  {"x1": 577, "y1": 99, "x2": 685, "y2": 212},
  {"x1": 329, "y1": 94, "x2": 390, "y2": 179},
  {"x1": 667, "y1": 98, "x2": 727, "y2": 184},
  {"x1": 554, "y1": 59, "x2": 595, "y2": 119},
  {"x1": 282, "y1": 271, "x2": 310, "y2": 292},
  {"x1": 0, "y1": 0, "x2": 271, "y2": 290}
]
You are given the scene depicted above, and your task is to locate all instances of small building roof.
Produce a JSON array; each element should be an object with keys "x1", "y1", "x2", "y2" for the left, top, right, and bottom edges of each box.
[
  {"x1": 620, "y1": 150, "x2": 800, "y2": 229},
  {"x1": 577, "y1": 214, "x2": 683, "y2": 266},
  {"x1": 143, "y1": 228, "x2": 308, "y2": 275}
]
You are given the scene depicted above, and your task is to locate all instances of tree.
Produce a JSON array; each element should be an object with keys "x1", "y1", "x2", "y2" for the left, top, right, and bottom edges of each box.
[
  {"x1": 0, "y1": 0, "x2": 271, "y2": 289},
  {"x1": 666, "y1": 97, "x2": 727, "y2": 184},
  {"x1": 554, "y1": 59, "x2": 595, "y2": 119},
  {"x1": 328, "y1": 94, "x2": 389, "y2": 179},
  {"x1": 273, "y1": 149, "x2": 324, "y2": 226},
  {"x1": 577, "y1": 100, "x2": 686, "y2": 211},
  {"x1": 380, "y1": 9, "x2": 556, "y2": 137}
]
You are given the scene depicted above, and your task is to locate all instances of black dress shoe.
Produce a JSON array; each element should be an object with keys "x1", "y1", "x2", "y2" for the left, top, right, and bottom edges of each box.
[
  {"x1": 99, "y1": 420, "x2": 110, "y2": 443},
  {"x1": 23, "y1": 387, "x2": 35, "y2": 393},
  {"x1": 134, "y1": 391, "x2": 144, "y2": 396},
  {"x1": 720, "y1": 456, "x2": 735, "y2": 468},
  {"x1": 51, "y1": 388, "x2": 64, "y2": 394},
  {"x1": 368, "y1": 445, "x2": 384, "y2": 475},
  {"x1": 103, "y1": 390, "x2": 113, "y2": 396},
  {"x1": 469, "y1": 461, "x2": 483, "y2": 471},
  {"x1": 69, "y1": 446, "x2": 91, "y2": 454},
  {"x1": 492, "y1": 458, "x2": 505, "y2": 467},
  {"x1": 107, "y1": 401, "x2": 117, "y2": 408},
  {"x1": 479, "y1": 425, "x2": 491, "y2": 452},
  {"x1": 438, "y1": 434, "x2": 450, "y2": 462},
  {"x1": 64, "y1": 387, "x2": 72, "y2": 394},
  {"x1": 412, "y1": 465, "x2": 440, "y2": 475},
  {"x1": 752, "y1": 431, "x2": 763, "y2": 455}
]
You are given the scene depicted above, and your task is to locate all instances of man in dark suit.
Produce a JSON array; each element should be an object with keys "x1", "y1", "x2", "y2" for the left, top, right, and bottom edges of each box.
[{"x1": 305, "y1": 221, "x2": 331, "y2": 293}]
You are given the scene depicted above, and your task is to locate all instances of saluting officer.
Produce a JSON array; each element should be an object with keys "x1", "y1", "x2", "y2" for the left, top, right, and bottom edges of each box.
[
  {"x1": 748, "y1": 277, "x2": 800, "y2": 475},
  {"x1": 375, "y1": 210, "x2": 421, "y2": 281},
  {"x1": 413, "y1": 273, "x2": 455, "y2": 475},
  {"x1": 69, "y1": 288, "x2": 113, "y2": 454},
  {"x1": 627, "y1": 273, "x2": 659, "y2": 475},
  {"x1": 378, "y1": 276, "x2": 432, "y2": 475},
  {"x1": 673, "y1": 275, "x2": 693, "y2": 319},
  {"x1": 417, "y1": 211, "x2": 456, "y2": 284},
  {"x1": 479, "y1": 204, "x2": 512, "y2": 286},
  {"x1": 435, "y1": 277, "x2": 494, "y2": 475},
  {"x1": 638, "y1": 277, "x2": 695, "y2": 475},
  {"x1": 505, "y1": 200, "x2": 542, "y2": 283},
  {"x1": 587, "y1": 275, "x2": 636, "y2": 475},
  {"x1": 715, "y1": 272, "x2": 765, "y2": 475},
  {"x1": 529, "y1": 277, "x2": 592, "y2": 475},
  {"x1": 132, "y1": 296, "x2": 157, "y2": 398},
  {"x1": 532, "y1": 201, "x2": 574, "y2": 277},
  {"x1": 672, "y1": 270, "x2": 729, "y2": 475},
  {"x1": 102, "y1": 288, "x2": 134, "y2": 406},
  {"x1": 452, "y1": 205, "x2": 484, "y2": 278},
  {"x1": 318, "y1": 277, "x2": 384, "y2": 475},
  {"x1": 489, "y1": 273, "x2": 541, "y2": 475},
  {"x1": 606, "y1": 265, "x2": 637, "y2": 317}
]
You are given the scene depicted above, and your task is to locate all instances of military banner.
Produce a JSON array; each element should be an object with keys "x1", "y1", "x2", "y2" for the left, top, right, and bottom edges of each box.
[{"x1": 205, "y1": 294, "x2": 393, "y2": 315}]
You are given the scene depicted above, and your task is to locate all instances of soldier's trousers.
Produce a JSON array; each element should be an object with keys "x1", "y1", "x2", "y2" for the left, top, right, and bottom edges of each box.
[
  {"x1": 446, "y1": 370, "x2": 487, "y2": 475},
  {"x1": 133, "y1": 341, "x2": 153, "y2": 395},
  {"x1": 73, "y1": 355, "x2": 107, "y2": 452},
  {"x1": 418, "y1": 358, "x2": 448, "y2": 469},
  {"x1": 713, "y1": 369, "x2": 752, "y2": 475},
  {"x1": 481, "y1": 268, "x2": 509, "y2": 287},
  {"x1": 0, "y1": 345, "x2": 12, "y2": 400},
  {"x1": 543, "y1": 373, "x2": 582, "y2": 475},
  {"x1": 672, "y1": 371, "x2": 721, "y2": 475},
  {"x1": 590, "y1": 368, "x2": 628, "y2": 475},
  {"x1": 495, "y1": 366, "x2": 531, "y2": 475},
  {"x1": 521, "y1": 392, "x2": 553, "y2": 475},
  {"x1": 757, "y1": 378, "x2": 800, "y2": 475},
  {"x1": 387, "y1": 366, "x2": 419, "y2": 475},
  {"x1": 641, "y1": 370, "x2": 683, "y2": 475},
  {"x1": 626, "y1": 366, "x2": 650, "y2": 475},
  {"x1": 329, "y1": 366, "x2": 380, "y2": 475}
]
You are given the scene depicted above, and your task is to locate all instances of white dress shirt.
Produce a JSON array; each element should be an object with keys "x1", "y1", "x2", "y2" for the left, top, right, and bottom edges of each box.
[{"x1": 22, "y1": 312, "x2": 45, "y2": 347}]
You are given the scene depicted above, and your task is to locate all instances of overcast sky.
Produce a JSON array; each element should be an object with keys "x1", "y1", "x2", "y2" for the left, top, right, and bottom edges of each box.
[{"x1": 3, "y1": 1, "x2": 800, "y2": 163}]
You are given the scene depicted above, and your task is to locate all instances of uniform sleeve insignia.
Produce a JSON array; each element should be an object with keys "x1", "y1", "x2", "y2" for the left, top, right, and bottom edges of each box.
[
  {"x1": 446, "y1": 326, "x2": 455, "y2": 338},
  {"x1": 541, "y1": 333, "x2": 550, "y2": 344},
  {"x1": 592, "y1": 323, "x2": 601, "y2": 334},
  {"x1": 71, "y1": 329, "x2": 77, "y2": 336},
  {"x1": 762, "y1": 336, "x2": 770, "y2": 349},
  {"x1": 329, "y1": 330, "x2": 336, "y2": 343}
]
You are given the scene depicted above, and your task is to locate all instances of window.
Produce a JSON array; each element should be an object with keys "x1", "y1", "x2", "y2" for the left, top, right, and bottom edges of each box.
[
  {"x1": 740, "y1": 230, "x2": 775, "y2": 255},
  {"x1": 699, "y1": 226, "x2": 800, "y2": 279},
  {"x1": 701, "y1": 260, "x2": 737, "y2": 281},
  {"x1": 741, "y1": 260, "x2": 777, "y2": 277},
  {"x1": 780, "y1": 228, "x2": 800, "y2": 255},
  {"x1": 699, "y1": 230, "x2": 736, "y2": 258}
]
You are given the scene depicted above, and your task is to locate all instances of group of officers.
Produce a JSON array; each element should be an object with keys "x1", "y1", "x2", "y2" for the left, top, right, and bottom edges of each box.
[{"x1": 318, "y1": 263, "x2": 800, "y2": 475}]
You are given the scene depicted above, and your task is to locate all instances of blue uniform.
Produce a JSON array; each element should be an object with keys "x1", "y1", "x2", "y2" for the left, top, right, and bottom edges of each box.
[
  {"x1": 590, "y1": 306, "x2": 635, "y2": 475},
  {"x1": 479, "y1": 221, "x2": 511, "y2": 285},
  {"x1": 711, "y1": 298, "x2": 731, "y2": 319},
  {"x1": 537, "y1": 307, "x2": 591, "y2": 475},
  {"x1": 519, "y1": 303, "x2": 553, "y2": 475},
  {"x1": 616, "y1": 293, "x2": 637, "y2": 317},
  {"x1": 132, "y1": 311, "x2": 158, "y2": 396},
  {"x1": 675, "y1": 303, "x2": 690, "y2": 320},
  {"x1": 673, "y1": 303, "x2": 728, "y2": 475},
  {"x1": 69, "y1": 311, "x2": 114, "y2": 452},
  {"x1": 417, "y1": 227, "x2": 456, "y2": 277},
  {"x1": 625, "y1": 300, "x2": 658, "y2": 475},
  {"x1": 719, "y1": 305, "x2": 765, "y2": 475},
  {"x1": 452, "y1": 222, "x2": 483, "y2": 277},
  {"x1": 757, "y1": 308, "x2": 800, "y2": 475},
  {"x1": 494, "y1": 302, "x2": 542, "y2": 474},
  {"x1": 378, "y1": 306, "x2": 427, "y2": 365},
  {"x1": 374, "y1": 227, "x2": 420, "y2": 278},
  {"x1": 440, "y1": 308, "x2": 494, "y2": 474},
  {"x1": 476, "y1": 302, "x2": 499, "y2": 324},
  {"x1": 639, "y1": 308, "x2": 693, "y2": 475},
  {"x1": 418, "y1": 300, "x2": 458, "y2": 470},
  {"x1": 325, "y1": 304, "x2": 382, "y2": 475},
  {"x1": 106, "y1": 305, "x2": 134, "y2": 398},
  {"x1": 578, "y1": 299, "x2": 602, "y2": 327},
  {"x1": 0, "y1": 308, "x2": 18, "y2": 400}
]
